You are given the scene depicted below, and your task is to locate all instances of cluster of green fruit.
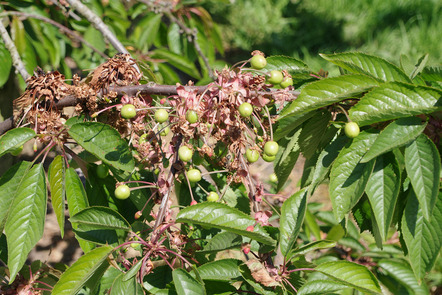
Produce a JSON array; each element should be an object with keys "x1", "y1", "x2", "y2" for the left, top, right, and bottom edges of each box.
[{"x1": 250, "y1": 54, "x2": 293, "y2": 88}]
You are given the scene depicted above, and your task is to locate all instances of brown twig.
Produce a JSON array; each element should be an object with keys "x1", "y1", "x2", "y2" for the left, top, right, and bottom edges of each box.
[
  {"x1": 0, "y1": 11, "x2": 108, "y2": 59},
  {"x1": 0, "y1": 19, "x2": 30, "y2": 81}
]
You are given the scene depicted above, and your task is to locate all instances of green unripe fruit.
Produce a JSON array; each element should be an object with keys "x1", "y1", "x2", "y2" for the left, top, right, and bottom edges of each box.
[
  {"x1": 185, "y1": 110, "x2": 198, "y2": 124},
  {"x1": 344, "y1": 122, "x2": 360, "y2": 138},
  {"x1": 238, "y1": 102, "x2": 253, "y2": 117},
  {"x1": 250, "y1": 55, "x2": 267, "y2": 70},
  {"x1": 269, "y1": 173, "x2": 278, "y2": 183},
  {"x1": 178, "y1": 146, "x2": 193, "y2": 162},
  {"x1": 160, "y1": 126, "x2": 170, "y2": 136},
  {"x1": 280, "y1": 77, "x2": 293, "y2": 88},
  {"x1": 154, "y1": 109, "x2": 169, "y2": 123},
  {"x1": 267, "y1": 70, "x2": 283, "y2": 85},
  {"x1": 115, "y1": 184, "x2": 130, "y2": 200},
  {"x1": 121, "y1": 104, "x2": 137, "y2": 119},
  {"x1": 207, "y1": 191, "x2": 219, "y2": 202},
  {"x1": 262, "y1": 153, "x2": 276, "y2": 162},
  {"x1": 245, "y1": 148, "x2": 260, "y2": 163},
  {"x1": 96, "y1": 164, "x2": 109, "y2": 179},
  {"x1": 187, "y1": 169, "x2": 201, "y2": 183},
  {"x1": 264, "y1": 141, "x2": 279, "y2": 156}
]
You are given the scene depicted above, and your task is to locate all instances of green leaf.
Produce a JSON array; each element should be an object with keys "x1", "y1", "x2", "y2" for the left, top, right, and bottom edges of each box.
[
  {"x1": 289, "y1": 240, "x2": 336, "y2": 258},
  {"x1": 279, "y1": 188, "x2": 308, "y2": 257},
  {"x1": 320, "y1": 52, "x2": 411, "y2": 83},
  {"x1": 110, "y1": 273, "x2": 144, "y2": 295},
  {"x1": 280, "y1": 74, "x2": 380, "y2": 119},
  {"x1": 275, "y1": 127, "x2": 301, "y2": 191},
  {"x1": 401, "y1": 190, "x2": 442, "y2": 280},
  {"x1": 316, "y1": 260, "x2": 381, "y2": 294},
  {"x1": 297, "y1": 279, "x2": 349, "y2": 295},
  {"x1": 309, "y1": 136, "x2": 348, "y2": 193},
  {"x1": 173, "y1": 268, "x2": 206, "y2": 295},
  {"x1": 197, "y1": 259, "x2": 242, "y2": 281},
  {"x1": 0, "y1": 42, "x2": 12, "y2": 87},
  {"x1": 123, "y1": 259, "x2": 143, "y2": 282},
  {"x1": 299, "y1": 111, "x2": 331, "y2": 159},
  {"x1": 198, "y1": 232, "x2": 242, "y2": 253},
  {"x1": 0, "y1": 161, "x2": 32, "y2": 232},
  {"x1": 410, "y1": 54, "x2": 429, "y2": 80},
  {"x1": 349, "y1": 82, "x2": 442, "y2": 126},
  {"x1": 68, "y1": 122, "x2": 135, "y2": 172},
  {"x1": 329, "y1": 131, "x2": 378, "y2": 222},
  {"x1": 361, "y1": 117, "x2": 427, "y2": 163},
  {"x1": 52, "y1": 245, "x2": 113, "y2": 295},
  {"x1": 167, "y1": 23, "x2": 182, "y2": 55},
  {"x1": 48, "y1": 156, "x2": 66, "y2": 237},
  {"x1": 65, "y1": 168, "x2": 93, "y2": 252},
  {"x1": 404, "y1": 134, "x2": 440, "y2": 220},
  {"x1": 365, "y1": 153, "x2": 401, "y2": 241},
  {"x1": 0, "y1": 127, "x2": 35, "y2": 157},
  {"x1": 265, "y1": 55, "x2": 308, "y2": 71},
  {"x1": 176, "y1": 202, "x2": 276, "y2": 246},
  {"x1": 137, "y1": 14, "x2": 163, "y2": 50},
  {"x1": 5, "y1": 164, "x2": 47, "y2": 282},
  {"x1": 152, "y1": 48, "x2": 201, "y2": 79},
  {"x1": 274, "y1": 111, "x2": 314, "y2": 141},
  {"x1": 84, "y1": 26, "x2": 106, "y2": 53},
  {"x1": 418, "y1": 66, "x2": 442, "y2": 84},
  {"x1": 70, "y1": 206, "x2": 131, "y2": 231},
  {"x1": 378, "y1": 259, "x2": 429, "y2": 295}
]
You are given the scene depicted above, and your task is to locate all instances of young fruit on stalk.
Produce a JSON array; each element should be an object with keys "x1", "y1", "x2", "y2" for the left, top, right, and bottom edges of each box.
[
  {"x1": 185, "y1": 110, "x2": 198, "y2": 124},
  {"x1": 344, "y1": 122, "x2": 360, "y2": 138},
  {"x1": 207, "y1": 191, "x2": 219, "y2": 202},
  {"x1": 245, "y1": 148, "x2": 260, "y2": 163},
  {"x1": 238, "y1": 102, "x2": 253, "y2": 118},
  {"x1": 267, "y1": 70, "x2": 283, "y2": 85},
  {"x1": 280, "y1": 77, "x2": 293, "y2": 88},
  {"x1": 178, "y1": 146, "x2": 193, "y2": 162},
  {"x1": 115, "y1": 184, "x2": 130, "y2": 200},
  {"x1": 154, "y1": 109, "x2": 169, "y2": 123},
  {"x1": 250, "y1": 55, "x2": 267, "y2": 70},
  {"x1": 262, "y1": 153, "x2": 276, "y2": 162},
  {"x1": 269, "y1": 173, "x2": 278, "y2": 183},
  {"x1": 264, "y1": 141, "x2": 279, "y2": 156},
  {"x1": 121, "y1": 104, "x2": 137, "y2": 119},
  {"x1": 96, "y1": 164, "x2": 109, "y2": 179},
  {"x1": 160, "y1": 126, "x2": 170, "y2": 136},
  {"x1": 187, "y1": 169, "x2": 202, "y2": 183}
]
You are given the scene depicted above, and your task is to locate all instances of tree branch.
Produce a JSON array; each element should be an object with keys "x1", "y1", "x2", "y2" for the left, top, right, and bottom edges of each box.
[
  {"x1": 0, "y1": 19, "x2": 30, "y2": 81},
  {"x1": 0, "y1": 11, "x2": 108, "y2": 59}
]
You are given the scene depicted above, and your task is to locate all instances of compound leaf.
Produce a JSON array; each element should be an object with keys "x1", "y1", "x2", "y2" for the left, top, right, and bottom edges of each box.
[{"x1": 176, "y1": 202, "x2": 276, "y2": 246}]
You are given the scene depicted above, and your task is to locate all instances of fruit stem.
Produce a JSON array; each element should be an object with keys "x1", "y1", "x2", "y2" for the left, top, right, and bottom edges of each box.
[
  {"x1": 263, "y1": 105, "x2": 273, "y2": 141},
  {"x1": 336, "y1": 104, "x2": 351, "y2": 122},
  {"x1": 239, "y1": 154, "x2": 260, "y2": 213}
]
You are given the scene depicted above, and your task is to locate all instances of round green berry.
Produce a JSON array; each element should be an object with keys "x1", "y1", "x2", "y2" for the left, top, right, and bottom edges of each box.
[
  {"x1": 187, "y1": 169, "x2": 201, "y2": 183},
  {"x1": 264, "y1": 141, "x2": 279, "y2": 156},
  {"x1": 262, "y1": 153, "x2": 276, "y2": 162},
  {"x1": 250, "y1": 55, "x2": 267, "y2": 70},
  {"x1": 269, "y1": 173, "x2": 278, "y2": 183},
  {"x1": 160, "y1": 126, "x2": 170, "y2": 136},
  {"x1": 238, "y1": 102, "x2": 253, "y2": 117},
  {"x1": 178, "y1": 146, "x2": 193, "y2": 162},
  {"x1": 185, "y1": 110, "x2": 198, "y2": 124},
  {"x1": 245, "y1": 148, "x2": 260, "y2": 163},
  {"x1": 207, "y1": 191, "x2": 219, "y2": 202},
  {"x1": 121, "y1": 104, "x2": 137, "y2": 119},
  {"x1": 267, "y1": 70, "x2": 284, "y2": 85},
  {"x1": 344, "y1": 122, "x2": 360, "y2": 139},
  {"x1": 280, "y1": 77, "x2": 293, "y2": 88},
  {"x1": 154, "y1": 109, "x2": 169, "y2": 123},
  {"x1": 96, "y1": 164, "x2": 109, "y2": 179},
  {"x1": 115, "y1": 184, "x2": 130, "y2": 200}
]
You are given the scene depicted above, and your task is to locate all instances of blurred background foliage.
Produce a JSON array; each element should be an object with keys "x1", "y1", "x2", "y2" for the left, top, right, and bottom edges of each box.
[{"x1": 206, "y1": 0, "x2": 441, "y2": 74}]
